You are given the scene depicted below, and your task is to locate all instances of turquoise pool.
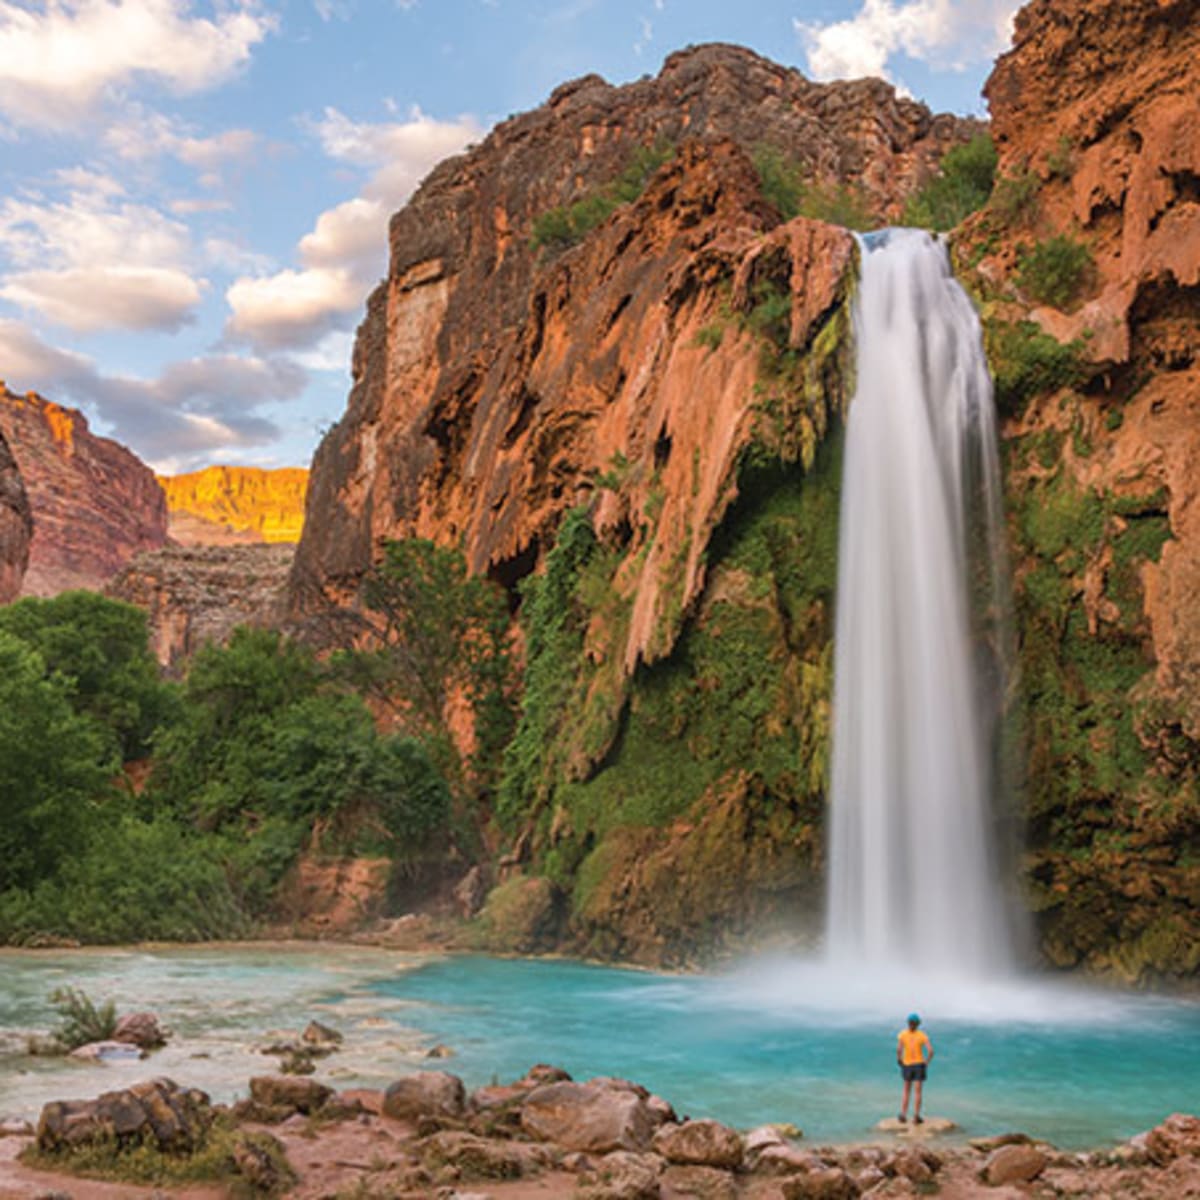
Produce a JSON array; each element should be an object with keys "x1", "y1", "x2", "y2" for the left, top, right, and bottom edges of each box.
[{"x1": 1, "y1": 945, "x2": 1196, "y2": 1147}]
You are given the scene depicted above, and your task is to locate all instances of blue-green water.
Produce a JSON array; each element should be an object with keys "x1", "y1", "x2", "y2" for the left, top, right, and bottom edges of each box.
[{"x1": 2, "y1": 945, "x2": 1198, "y2": 1148}]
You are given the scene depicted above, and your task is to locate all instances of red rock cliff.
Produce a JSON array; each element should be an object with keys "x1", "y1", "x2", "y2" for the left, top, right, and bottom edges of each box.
[
  {"x1": 290, "y1": 42, "x2": 980, "y2": 667},
  {"x1": 158, "y1": 465, "x2": 308, "y2": 546},
  {"x1": 0, "y1": 427, "x2": 32, "y2": 603},
  {"x1": 962, "y1": 0, "x2": 1200, "y2": 977},
  {"x1": 0, "y1": 386, "x2": 169, "y2": 596}
]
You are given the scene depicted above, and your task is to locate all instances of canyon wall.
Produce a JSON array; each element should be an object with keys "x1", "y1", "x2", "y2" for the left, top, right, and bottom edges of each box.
[
  {"x1": 958, "y1": 0, "x2": 1200, "y2": 977},
  {"x1": 159, "y1": 466, "x2": 308, "y2": 546},
  {"x1": 0, "y1": 387, "x2": 168, "y2": 596},
  {"x1": 0, "y1": 428, "x2": 32, "y2": 603}
]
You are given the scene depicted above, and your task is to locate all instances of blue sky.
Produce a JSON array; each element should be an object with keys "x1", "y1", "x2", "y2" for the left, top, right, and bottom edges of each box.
[{"x1": 0, "y1": 0, "x2": 1021, "y2": 472}]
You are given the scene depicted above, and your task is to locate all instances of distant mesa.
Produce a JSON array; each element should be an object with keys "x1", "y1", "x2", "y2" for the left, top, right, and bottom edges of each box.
[
  {"x1": 0, "y1": 384, "x2": 168, "y2": 597},
  {"x1": 158, "y1": 465, "x2": 309, "y2": 546}
]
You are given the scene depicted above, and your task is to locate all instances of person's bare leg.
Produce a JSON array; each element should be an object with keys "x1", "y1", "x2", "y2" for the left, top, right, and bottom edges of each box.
[
  {"x1": 914, "y1": 1078, "x2": 924, "y2": 1122},
  {"x1": 899, "y1": 1079, "x2": 911, "y2": 1121}
]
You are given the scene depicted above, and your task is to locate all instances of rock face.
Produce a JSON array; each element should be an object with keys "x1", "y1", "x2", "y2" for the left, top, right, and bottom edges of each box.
[
  {"x1": 159, "y1": 465, "x2": 308, "y2": 545},
  {"x1": 290, "y1": 43, "x2": 978, "y2": 628},
  {"x1": 960, "y1": 0, "x2": 1200, "y2": 978},
  {"x1": 0, "y1": 427, "x2": 31, "y2": 603},
  {"x1": 0, "y1": 386, "x2": 168, "y2": 595},
  {"x1": 106, "y1": 542, "x2": 293, "y2": 668}
]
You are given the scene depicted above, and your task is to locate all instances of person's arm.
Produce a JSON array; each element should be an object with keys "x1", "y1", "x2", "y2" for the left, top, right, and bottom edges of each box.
[
  {"x1": 924, "y1": 1035, "x2": 934, "y2": 1064},
  {"x1": 897, "y1": 1033, "x2": 904, "y2": 1066}
]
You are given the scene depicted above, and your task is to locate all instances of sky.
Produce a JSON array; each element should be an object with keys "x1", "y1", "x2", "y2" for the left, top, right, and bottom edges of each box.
[{"x1": 0, "y1": 0, "x2": 1023, "y2": 474}]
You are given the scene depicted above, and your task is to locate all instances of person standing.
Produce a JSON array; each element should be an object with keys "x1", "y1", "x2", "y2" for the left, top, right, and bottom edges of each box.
[{"x1": 897, "y1": 1012, "x2": 933, "y2": 1124}]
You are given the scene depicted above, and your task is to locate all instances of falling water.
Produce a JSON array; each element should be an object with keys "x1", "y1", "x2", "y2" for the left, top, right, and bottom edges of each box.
[{"x1": 827, "y1": 227, "x2": 1012, "y2": 975}]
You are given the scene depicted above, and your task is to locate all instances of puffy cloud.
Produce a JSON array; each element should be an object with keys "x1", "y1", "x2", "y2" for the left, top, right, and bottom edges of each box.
[
  {"x1": 0, "y1": 175, "x2": 203, "y2": 332},
  {"x1": 105, "y1": 110, "x2": 260, "y2": 172},
  {"x1": 1, "y1": 266, "x2": 201, "y2": 333},
  {"x1": 0, "y1": 318, "x2": 301, "y2": 464},
  {"x1": 225, "y1": 107, "x2": 480, "y2": 351},
  {"x1": 0, "y1": 0, "x2": 274, "y2": 130},
  {"x1": 796, "y1": 0, "x2": 1020, "y2": 84}
]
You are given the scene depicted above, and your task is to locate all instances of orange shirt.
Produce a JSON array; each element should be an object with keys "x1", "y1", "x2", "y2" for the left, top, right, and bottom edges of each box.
[{"x1": 898, "y1": 1028, "x2": 931, "y2": 1066}]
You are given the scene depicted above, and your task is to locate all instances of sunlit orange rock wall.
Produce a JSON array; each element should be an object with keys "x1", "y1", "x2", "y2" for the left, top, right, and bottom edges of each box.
[
  {"x1": 0, "y1": 387, "x2": 168, "y2": 596},
  {"x1": 159, "y1": 466, "x2": 308, "y2": 546}
]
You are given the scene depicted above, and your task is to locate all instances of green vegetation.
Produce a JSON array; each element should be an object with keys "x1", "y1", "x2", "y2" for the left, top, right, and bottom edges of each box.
[
  {"x1": 984, "y1": 319, "x2": 1087, "y2": 415},
  {"x1": 1017, "y1": 234, "x2": 1094, "y2": 309},
  {"x1": 903, "y1": 134, "x2": 998, "y2": 231},
  {"x1": 990, "y1": 167, "x2": 1040, "y2": 222},
  {"x1": 752, "y1": 145, "x2": 874, "y2": 231},
  {"x1": 1045, "y1": 136, "x2": 1076, "y2": 180},
  {"x1": 530, "y1": 141, "x2": 675, "y2": 251},
  {"x1": 0, "y1": 548, "x2": 504, "y2": 947},
  {"x1": 49, "y1": 986, "x2": 116, "y2": 1050}
]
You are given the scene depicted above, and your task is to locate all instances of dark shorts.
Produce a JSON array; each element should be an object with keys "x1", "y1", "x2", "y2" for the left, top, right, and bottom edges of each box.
[{"x1": 901, "y1": 1064, "x2": 927, "y2": 1083}]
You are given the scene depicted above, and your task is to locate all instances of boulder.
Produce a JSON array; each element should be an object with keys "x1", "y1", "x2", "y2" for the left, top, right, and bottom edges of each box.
[
  {"x1": 383, "y1": 1070, "x2": 467, "y2": 1121},
  {"x1": 67, "y1": 1040, "x2": 143, "y2": 1062},
  {"x1": 874, "y1": 1115, "x2": 957, "y2": 1135},
  {"x1": 968, "y1": 1132, "x2": 1032, "y2": 1153},
  {"x1": 982, "y1": 1142, "x2": 1049, "y2": 1186},
  {"x1": 37, "y1": 1078, "x2": 211, "y2": 1154},
  {"x1": 578, "y1": 1149, "x2": 663, "y2": 1199},
  {"x1": 520, "y1": 1080, "x2": 663, "y2": 1153},
  {"x1": 231, "y1": 1130, "x2": 291, "y2": 1192},
  {"x1": 111, "y1": 1012, "x2": 168, "y2": 1050},
  {"x1": 248, "y1": 1075, "x2": 334, "y2": 1115},
  {"x1": 651, "y1": 1119, "x2": 743, "y2": 1169},
  {"x1": 419, "y1": 1130, "x2": 549, "y2": 1179},
  {"x1": 302, "y1": 1019, "x2": 343, "y2": 1045},
  {"x1": 752, "y1": 1145, "x2": 825, "y2": 1176},
  {"x1": 522, "y1": 1063, "x2": 573, "y2": 1086},
  {"x1": 661, "y1": 1163, "x2": 737, "y2": 1199},
  {"x1": 779, "y1": 1166, "x2": 860, "y2": 1199},
  {"x1": 1143, "y1": 1112, "x2": 1200, "y2": 1165},
  {"x1": 888, "y1": 1146, "x2": 940, "y2": 1183}
]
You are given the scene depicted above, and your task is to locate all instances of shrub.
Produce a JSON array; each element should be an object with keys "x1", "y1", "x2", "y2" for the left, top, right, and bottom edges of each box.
[
  {"x1": 752, "y1": 145, "x2": 874, "y2": 230},
  {"x1": 1017, "y1": 234, "x2": 1094, "y2": 309},
  {"x1": 984, "y1": 320, "x2": 1087, "y2": 415},
  {"x1": 990, "y1": 169, "x2": 1039, "y2": 222},
  {"x1": 49, "y1": 987, "x2": 116, "y2": 1050},
  {"x1": 531, "y1": 141, "x2": 674, "y2": 251},
  {"x1": 903, "y1": 133, "x2": 997, "y2": 231}
]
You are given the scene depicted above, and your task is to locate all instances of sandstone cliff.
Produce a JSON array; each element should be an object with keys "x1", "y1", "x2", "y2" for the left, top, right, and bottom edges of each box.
[
  {"x1": 958, "y1": 0, "x2": 1200, "y2": 978},
  {"x1": 0, "y1": 428, "x2": 32, "y2": 603},
  {"x1": 287, "y1": 45, "x2": 986, "y2": 963},
  {"x1": 159, "y1": 466, "x2": 308, "y2": 546},
  {"x1": 0, "y1": 387, "x2": 168, "y2": 596},
  {"x1": 106, "y1": 543, "x2": 294, "y2": 669},
  {"x1": 290, "y1": 42, "x2": 978, "y2": 642}
]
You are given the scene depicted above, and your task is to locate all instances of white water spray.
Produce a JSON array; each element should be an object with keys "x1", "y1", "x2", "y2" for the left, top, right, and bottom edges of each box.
[{"x1": 827, "y1": 228, "x2": 1012, "y2": 975}]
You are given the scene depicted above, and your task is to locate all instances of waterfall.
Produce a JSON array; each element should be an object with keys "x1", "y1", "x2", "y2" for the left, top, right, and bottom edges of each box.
[{"x1": 827, "y1": 227, "x2": 1013, "y2": 975}]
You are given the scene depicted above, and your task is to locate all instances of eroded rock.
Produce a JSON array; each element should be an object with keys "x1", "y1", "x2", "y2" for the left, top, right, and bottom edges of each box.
[
  {"x1": 651, "y1": 1118, "x2": 743, "y2": 1169},
  {"x1": 519, "y1": 1080, "x2": 663, "y2": 1153},
  {"x1": 982, "y1": 1142, "x2": 1049, "y2": 1186},
  {"x1": 248, "y1": 1075, "x2": 334, "y2": 1115},
  {"x1": 383, "y1": 1070, "x2": 467, "y2": 1121}
]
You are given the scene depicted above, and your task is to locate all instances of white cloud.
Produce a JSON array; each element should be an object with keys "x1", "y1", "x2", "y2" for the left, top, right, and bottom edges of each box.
[
  {"x1": 796, "y1": 0, "x2": 1020, "y2": 84},
  {"x1": 2, "y1": 266, "x2": 201, "y2": 333},
  {"x1": 0, "y1": 178, "x2": 203, "y2": 332},
  {"x1": 0, "y1": 0, "x2": 274, "y2": 130},
  {"x1": 291, "y1": 330, "x2": 355, "y2": 373},
  {"x1": 0, "y1": 318, "x2": 302, "y2": 463},
  {"x1": 225, "y1": 107, "x2": 480, "y2": 351},
  {"x1": 106, "y1": 111, "x2": 260, "y2": 172},
  {"x1": 314, "y1": 0, "x2": 353, "y2": 19}
]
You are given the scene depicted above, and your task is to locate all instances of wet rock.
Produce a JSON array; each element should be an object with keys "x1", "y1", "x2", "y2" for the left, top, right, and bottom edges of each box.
[
  {"x1": 427, "y1": 1043, "x2": 455, "y2": 1059},
  {"x1": 651, "y1": 1118, "x2": 743, "y2": 1169},
  {"x1": 520, "y1": 1080, "x2": 663, "y2": 1153},
  {"x1": 0, "y1": 1118, "x2": 34, "y2": 1137},
  {"x1": 68, "y1": 1040, "x2": 144, "y2": 1062},
  {"x1": 521, "y1": 1063, "x2": 573, "y2": 1086},
  {"x1": 37, "y1": 1078, "x2": 211, "y2": 1154},
  {"x1": 112, "y1": 1011, "x2": 168, "y2": 1050},
  {"x1": 779, "y1": 1166, "x2": 860, "y2": 1199},
  {"x1": 968, "y1": 1132, "x2": 1032, "y2": 1153},
  {"x1": 982, "y1": 1142, "x2": 1049, "y2": 1185},
  {"x1": 383, "y1": 1071, "x2": 468, "y2": 1121},
  {"x1": 875, "y1": 1115, "x2": 957, "y2": 1135},
  {"x1": 280, "y1": 1049, "x2": 317, "y2": 1075},
  {"x1": 661, "y1": 1163, "x2": 738, "y2": 1198},
  {"x1": 1143, "y1": 1112, "x2": 1200, "y2": 1165},
  {"x1": 577, "y1": 1149, "x2": 662, "y2": 1199},
  {"x1": 248, "y1": 1075, "x2": 334, "y2": 1115},
  {"x1": 302, "y1": 1019, "x2": 343, "y2": 1045}
]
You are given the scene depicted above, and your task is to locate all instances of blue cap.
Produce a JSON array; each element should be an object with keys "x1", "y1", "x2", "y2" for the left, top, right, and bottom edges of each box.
[{"x1": 907, "y1": 1012, "x2": 921, "y2": 1025}]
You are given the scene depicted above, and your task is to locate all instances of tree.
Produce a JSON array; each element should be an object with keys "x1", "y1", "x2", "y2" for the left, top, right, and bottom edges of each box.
[
  {"x1": 342, "y1": 539, "x2": 515, "y2": 787},
  {"x1": 0, "y1": 632, "x2": 111, "y2": 893},
  {"x1": 0, "y1": 591, "x2": 173, "y2": 761}
]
